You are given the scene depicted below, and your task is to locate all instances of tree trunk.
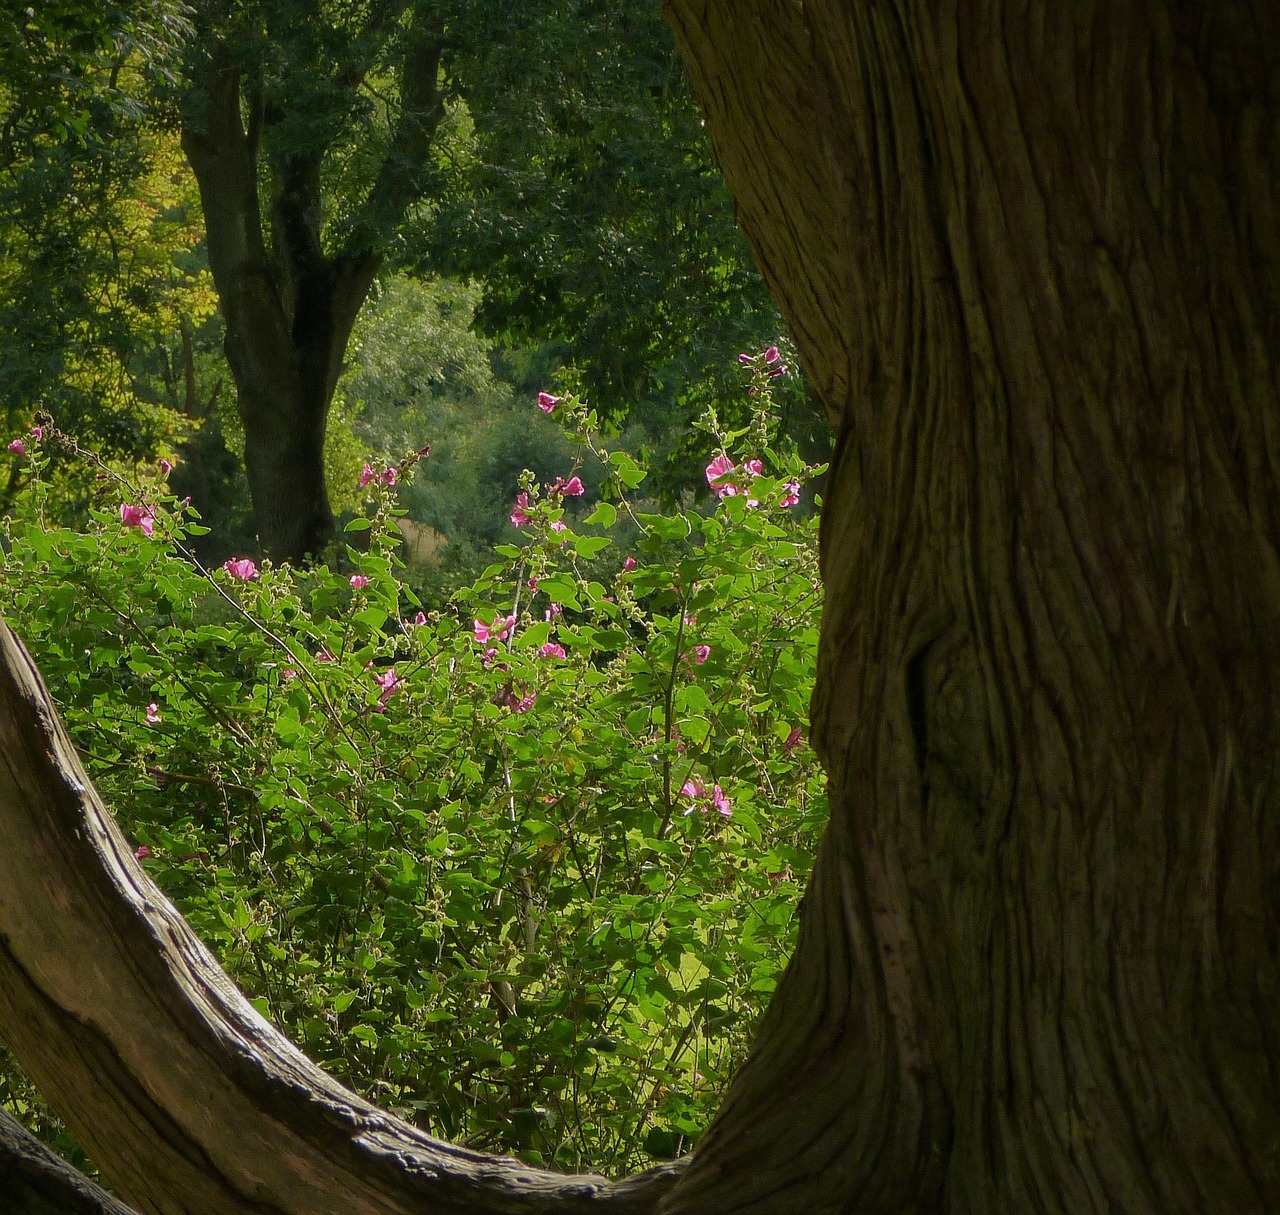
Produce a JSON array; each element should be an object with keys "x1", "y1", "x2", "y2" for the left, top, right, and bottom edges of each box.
[
  {"x1": 179, "y1": 23, "x2": 442, "y2": 564},
  {"x1": 659, "y1": 2, "x2": 1280, "y2": 1212}
]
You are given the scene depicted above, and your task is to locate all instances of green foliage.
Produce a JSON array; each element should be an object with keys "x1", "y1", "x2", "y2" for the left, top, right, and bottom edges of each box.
[{"x1": 0, "y1": 360, "x2": 825, "y2": 1173}]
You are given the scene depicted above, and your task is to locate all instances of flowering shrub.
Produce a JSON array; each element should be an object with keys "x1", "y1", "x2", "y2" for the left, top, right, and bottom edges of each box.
[{"x1": 0, "y1": 352, "x2": 825, "y2": 1173}]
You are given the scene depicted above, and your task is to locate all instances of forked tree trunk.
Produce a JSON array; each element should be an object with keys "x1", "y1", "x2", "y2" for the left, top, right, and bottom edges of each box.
[
  {"x1": 0, "y1": 1108, "x2": 138, "y2": 1215},
  {"x1": 180, "y1": 25, "x2": 443, "y2": 564},
  {"x1": 659, "y1": 2, "x2": 1280, "y2": 1212}
]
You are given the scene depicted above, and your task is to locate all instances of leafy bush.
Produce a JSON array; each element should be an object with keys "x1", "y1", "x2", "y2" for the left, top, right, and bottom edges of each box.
[{"x1": 0, "y1": 354, "x2": 825, "y2": 1174}]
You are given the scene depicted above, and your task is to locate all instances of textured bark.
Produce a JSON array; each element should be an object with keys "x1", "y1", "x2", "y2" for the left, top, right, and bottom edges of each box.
[
  {"x1": 0, "y1": 621, "x2": 680, "y2": 1215},
  {"x1": 180, "y1": 22, "x2": 443, "y2": 564},
  {"x1": 660, "y1": 2, "x2": 1280, "y2": 1212},
  {"x1": 0, "y1": 1108, "x2": 138, "y2": 1215}
]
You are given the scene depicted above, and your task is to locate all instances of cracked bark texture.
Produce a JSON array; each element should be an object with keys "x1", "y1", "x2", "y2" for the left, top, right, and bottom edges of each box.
[{"x1": 660, "y1": 2, "x2": 1280, "y2": 1212}]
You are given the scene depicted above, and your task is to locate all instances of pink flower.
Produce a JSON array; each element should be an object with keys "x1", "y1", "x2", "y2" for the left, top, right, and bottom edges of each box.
[
  {"x1": 511, "y1": 491, "x2": 533, "y2": 527},
  {"x1": 145, "y1": 702, "x2": 161, "y2": 725},
  {"x1": 500, "y1": 684, "x2": 537, "y2": 713},
  {"x1": 373, "y1": 667, "x2": 402, "y2": 706},
  {"x1": 548, "y1": 475, "x2": 584, "y2": 497},
  {"x1": 29, "y1": 426, "x2": 43, "y2": 441},
  {"x1": 537, "y1": 392, "x2": 561, "y2": 414},
  {"x1": 475, "y1": 614, "x2": 516, "y2": 644},
  {"x1": 349, "y1": 574, "x2": 370, "y2": 589},
  {"x1": 418, "y1": 444, "x2": 432, "y2": 458},
  {"x1": 745, "y1": 458, "x2": 764, "y2": 476},
  {"x1": 770, "y1": 364, "x2": 788, "y2": 378},
  {"x1": 737, "y1": 352, "x2": 752, "y2": 364},
  {"x1": 550, "y1": 519, "x2": 568, "y2": 534},
  {"x1": 516, "y1": 690, "x2": 536, "y2": 713},
  {"x1": 705, "y1": 454, "x2": 737, "y2": 499},
  {"x1": 527, "y1": 576, "x2": 540, "y2": 592},
  {"x1": 359, "y1": 463, "x2": 376, "y2": 488},
  {"x1": 622, "y1": 557, "x2": 636, "y2": 571},
  {"x1": 159, "y1": 458, "x2": 173, "y2": 474},
  {"x1": 7, "y1": 438, "x2": 24, "y2": 456},
  {"x1": 783, "y1": 726, "x2": 804, "y2": 753},
  {"x1": 222, "y1": 557, "x2": 258, "y2": 581},
  {"x1": 780, "y1": 480, "x2": 801, "y2": 508},
  {"x1": 540, "y1": 641, "x2": 567, "y2": 659},
  {"x1": 412, "y1": 611, "x2": 428, "y2": 626},
  {"x1": 134, "y1": 845, "x2": 150, "y2": 860},
  {"x1": 380, "y1": 466, "x2": 398, "y2": 487},
  {"x1": 544, "y1": 604, "x2": 562, "y2": 622},
  {"x1": 315, "y1": 648, "x2": 335, "y2": 663},
  {"x1": 764, "y1": 345, "x2": 781, "y2": 365},
  {"x1": 282, "y1": 667, "x2": 299, "y2": 681},
  {"x1": 481, "y1": 647, "x2": 501, "y2": 668},
  {"x1": 712, "y1": 784, "x2": 732, "y2": 817},
  {"x1": 680, "y1": 777, "x2": 706, "y2": 799},
  {"x1": 119, "y1": 503, "x2": 155, "y2": 537},
  {"x1": 693, "y1": 644, "x2": 711, "y2": 665}
]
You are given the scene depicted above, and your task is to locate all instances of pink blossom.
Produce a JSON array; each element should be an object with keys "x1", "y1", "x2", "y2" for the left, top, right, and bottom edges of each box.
[
  {"x1": 544, "y1": 604, "x2": 562, "y2": 622},
  {"x1": 134, "y1": 845, "x2": 150, "y2": 860},
  {"x1": 537, "y1": 392, "x2": 561, "y2": 414},
  {"x1": 119, "y1": 503, "x2": 155, "y2": 537},
  {"x1": 373, "y1": 667, "x2": 402, "y2": 706},
  {"x1": 159, "y1": 458, "x2": 173, "y2": 474},
  {"x1": 540, "y1": 641, "x2": 567, "y2": 659},
  {"x1": 481, "y1": 647, "x2": 501, "y2": 668},
  {"x1": 511, "y1": 491, "x2": 533, "y2": 527},
  {"x1": 783, "y1": 726, "x2": 804, "y2": 753},
  {"x1": 692, "y1": 644, "x2": 711, "y2": 665},
  {"x1": 500, "y1": 684, "x2": 537, "y2": 713},
  {"x1": 413, "y1": 611, "x2": 428, "y2": 626},
  {"x1": 7, "y1": 438, "x2": 24, "y2": 456},
  {"x1": 30, "y1": 426, "x2": 43, "y2": 441},
  {"x1": 418, "y1": 444, "x2": 432, "y2": 458},
  {"x1": 315, "y1": 648, "x2": 335, "y2": 663},
  {"x1": 712, "y1": 784, "x2": 732, "y2": 817},
  {"x1": 381, "y1": 466, "x2": 398, "y2": 487},
  {"x1": 528, "y1": 576, "x2": 540, "y2": 592},
  {"x1": 764, "y1": 345, "x2": 781, "y2": 365},
  {"x1": 745, "y1": 458, "x2": 764, "y2": 476},
  {"x1": 780, "y1": 480, "x2": 801, "y2": 508},
  {"x1": 705, "y1": 454, "x2": 738, "y2": 499},
  {"x1": 769, "y1": 364, "x2": 788, "y2": 378},
  {"x1": 737, "y1": 353, "x2": 752, "y2": 364},
  {"x1": 145, "y1": 702, "x2": 161, "y2": 725},
  {"x1": 680, "y1": 777, "x2": 706, "y2": 799},
  {"x1": 282, "y1": 667, "x2": 299, "y2": 681},
  {"x1": 222, "y1": 557, "x2": 258, "y2": 581},
  {"x1": 622, "y1": 557, "x2": 636, "y2": 571},
  {"x1": 349, "y1": 574, "x2": 370, "y2": 589},
  {"x1": 550, "y1": 519, "x2": 568, "y2": 534},
  {"x1": 548, "y1": 475, "x2": 584, "y2": 497},
  {"x1": 359, "y1": 463, "x2": 376, "y2": 488},
  {"x1": 475, "y1": 614, "x2": 516, "y2": 644}
]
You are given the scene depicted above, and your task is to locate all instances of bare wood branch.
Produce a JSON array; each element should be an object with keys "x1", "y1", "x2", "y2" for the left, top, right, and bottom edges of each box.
[{"x1": 0, "y1": 620, "x2": 680, "y2": 1215}]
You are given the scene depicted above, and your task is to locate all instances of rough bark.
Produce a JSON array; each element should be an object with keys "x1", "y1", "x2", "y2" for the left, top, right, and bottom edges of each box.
[
  {"x1": 660, "y1": 2, "x2": 1280, "y2": 1212},
  {"x1": 0, "y1": 1108, "x2": 138, "y2": 1215},
  {"x1": 0, "y1": 621, "x2": 681, "y2": 1215},
  {"x1": 180, "y1": 20, "x2": 444, "y2": 564}
]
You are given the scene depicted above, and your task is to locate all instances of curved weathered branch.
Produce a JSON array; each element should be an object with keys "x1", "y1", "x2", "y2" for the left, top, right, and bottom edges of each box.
[
  {"x1": 0, "y1": 1107, "x2": 138, "y2": 1215},
  {"x1": 0, "y1": 620, "x2": 681, "y2": 1215}
]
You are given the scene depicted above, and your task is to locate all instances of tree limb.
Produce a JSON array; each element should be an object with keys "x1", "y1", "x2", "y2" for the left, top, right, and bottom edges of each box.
[{"x1": 0, "y1": 619, "x2": 681, "y2": 1215}]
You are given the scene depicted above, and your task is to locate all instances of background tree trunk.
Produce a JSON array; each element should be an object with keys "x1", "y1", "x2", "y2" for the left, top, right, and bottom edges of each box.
[
  {"x1": 180, "y1": 24, "x2": 442, "y2": 564},
  {"x1": 660, "y1": 2, "x2": 1280, "y2": 1212}
]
